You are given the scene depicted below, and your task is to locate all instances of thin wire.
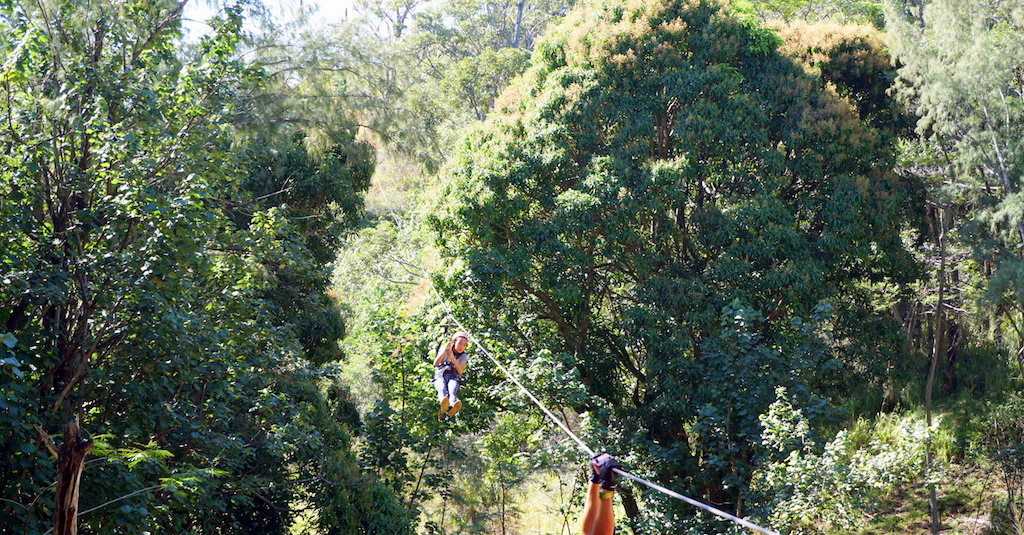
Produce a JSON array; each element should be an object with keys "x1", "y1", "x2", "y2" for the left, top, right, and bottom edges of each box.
[
  {"x1": 611, "y1": 469, "x2": 780, "y2": 535},
  {"x1": 428, "y1": 282, "x2": 781, "y2": 535},
  {"x1": 430, "y1": 285, "x2": 594, "y2": 457}
]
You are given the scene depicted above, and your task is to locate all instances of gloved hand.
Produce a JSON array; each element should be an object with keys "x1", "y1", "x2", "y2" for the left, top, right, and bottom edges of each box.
[
  {"x1": 590, "y1": 453, "x2": 621, "y2": 491},
  {"x1": 589, "y1": 455, "x2": 603, "y2": 484}
]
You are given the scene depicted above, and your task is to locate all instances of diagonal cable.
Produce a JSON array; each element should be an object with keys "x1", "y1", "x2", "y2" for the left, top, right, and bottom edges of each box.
[
  {"x1": 430, "y1": 284, "x2": 594, "y2": 456},
  {"x1": 428, "y1": 282, "x2": 781, "y2": 535}
]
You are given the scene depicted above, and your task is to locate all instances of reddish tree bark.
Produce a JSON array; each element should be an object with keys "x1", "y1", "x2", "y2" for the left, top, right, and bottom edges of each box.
[{"x1": 39, "y1": 416, "x2": 94, "y2": 535}]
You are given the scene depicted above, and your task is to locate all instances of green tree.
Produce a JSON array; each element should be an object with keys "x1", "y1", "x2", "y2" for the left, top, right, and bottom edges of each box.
[
  {"x1": 405, "y1": 0, "x2": 577, "y2": 153},
  {"x1": 412, "y1": 0, "x2": 578, "y2": 55},
  {"x1": 0, "y1": 3, "x2": 256, "y2": 531},
  {"x1": 435, "y1": 0, "x2": 920, "y2": 527},
  {"x1": 885, "y1": 1, "x2": 1024, "y2": 531},
  {"x1": 0, "y1": 1, "x2": 408, "y2": 533},
  {"x1": 737, "y1": 0, "x2": 884, "y2": 26},
  {"x1": 886, "y1": 0, "x2": 1024, "y2": 354},
  {"x1": 354, "y1": 0, "x2": 429, "y2": 38},
  {"x1": 235, "y1": 133, "x2": 373, "y2": 365},
  {"x1": 750, "y1": 387, "x2": 928, "y2": 533}
]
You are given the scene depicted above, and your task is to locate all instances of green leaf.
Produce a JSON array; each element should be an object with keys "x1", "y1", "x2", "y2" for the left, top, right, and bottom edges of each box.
[{"x1": 1, "y1": 332, "x2": 16, "y2": 348}]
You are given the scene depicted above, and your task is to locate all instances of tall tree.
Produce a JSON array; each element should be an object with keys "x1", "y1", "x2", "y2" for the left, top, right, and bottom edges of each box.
[
  {"x1": 886, "y1": 1, "x2": 1024, "y2": 531},
  {"x1": 0, "y1": 1, "x2": 408, "y2": 533},
  {"x1": 435, "y1": 0, "x2": 920, "y2": 527},
  {"x1": 0, "y1": 3, "x2": 251, "y2": 531},
  {"x1": 886, "y1": 0, "x2": 1024, "y2": 340}
]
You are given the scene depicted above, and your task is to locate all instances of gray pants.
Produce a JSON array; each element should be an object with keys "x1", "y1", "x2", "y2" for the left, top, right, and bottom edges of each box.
[{"x1": 434, "y1": 368, "x2": 460, "y2": 402}]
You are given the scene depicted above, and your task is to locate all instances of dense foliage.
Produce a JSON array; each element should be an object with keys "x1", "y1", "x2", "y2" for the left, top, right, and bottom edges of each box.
[
  {"x1": 2, "y1": 0, "x2": 1023, "y2": 533},
  {"x1": 888, "y1": 0, "x2": 1024, "y2": 328},
  {"x1": 334, "y1": 0, "x2": 1023, "y2": 533},
  {"x1": 433, "y1": 0, "x2": 919, "y2": 529},
  {"x1": 0, "y1": 1, "x2": 408, "y2": 534}
]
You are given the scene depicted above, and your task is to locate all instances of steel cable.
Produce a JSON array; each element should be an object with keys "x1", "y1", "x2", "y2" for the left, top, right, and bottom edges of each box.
[{"x1": 428, "y1": 283, "x2": 781, "y2": 535}]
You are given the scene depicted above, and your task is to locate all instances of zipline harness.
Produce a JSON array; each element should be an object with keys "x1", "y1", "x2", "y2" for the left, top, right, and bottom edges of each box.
[{"x1": 428, "y1": 283, "x2": 782, "y2": 535}]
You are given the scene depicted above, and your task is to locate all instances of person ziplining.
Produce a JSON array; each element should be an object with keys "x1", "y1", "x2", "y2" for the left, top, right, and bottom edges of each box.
[
  {"x1": 434, "y1": 331, "x2": 469, "y2": 419},
  {"x1": 426, "y1": 286, "x2": 782, "y2": 535}
]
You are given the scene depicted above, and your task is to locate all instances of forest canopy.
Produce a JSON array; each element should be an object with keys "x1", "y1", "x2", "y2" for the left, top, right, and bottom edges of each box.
[{"x1": 2, "y1": 0, "x2": 1023, "y2": 534}]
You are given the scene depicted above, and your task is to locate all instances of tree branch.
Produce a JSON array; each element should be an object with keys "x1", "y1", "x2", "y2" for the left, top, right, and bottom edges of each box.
[
  {"x1": 0, "y1": 497, "x2": 28, "y2": 511},
  {"x1": 35, "y1": 425, "x2": 59, "y2": 458},
  {"x1": 130, "y1": 0, "x2": 189, "y2": 65},
  {"x1": 252, "y1": 491, "x2": 291, "y2": 513}
]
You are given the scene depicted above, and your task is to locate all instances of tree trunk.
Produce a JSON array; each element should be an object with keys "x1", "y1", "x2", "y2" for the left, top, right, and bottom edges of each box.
[
  {"x1": 39, "y1": 416, "x2": 94, "y2": 535},
  {"x1": 500, "y1": 479, "x2": 507, "y2": 535},
  {"x1": 512, "y1": 0, "x2": 526, "y2": 48},
  {"x1": 925, "y1": 207, "x2": 946, "y2": 535},
  {"x1": 619, "y1": 485, "x2": 640, "y2": 534}
]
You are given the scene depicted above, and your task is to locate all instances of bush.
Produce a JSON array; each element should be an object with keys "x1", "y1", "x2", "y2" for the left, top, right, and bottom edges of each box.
[
  {"x1": 750, "y1": 388, "x2": 929, "y2": 534},
  {"x1": 987, "y1": 393, "x2": 1024, "y2": 535}
]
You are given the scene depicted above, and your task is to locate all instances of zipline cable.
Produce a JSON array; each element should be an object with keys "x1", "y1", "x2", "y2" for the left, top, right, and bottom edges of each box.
[
  {"x1": 427, "y1": 283, "x2": 782, "y2": 535},
  {"x1": 430, "y1": 285, "x2": 595, "y2": 457},
  {"x1": 611, "y1": 470, "x2": 781, "y2": 535}
]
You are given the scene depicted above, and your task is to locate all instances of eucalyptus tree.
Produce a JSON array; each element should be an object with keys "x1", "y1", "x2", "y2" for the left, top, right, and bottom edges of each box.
[
  {"x1": 413, "y1": 0, "x2": 578, "y2": 55},
  {"x1": 354, "y1": 0, "x2": 429, "y2": 38},
  {"x1": 405, "y1": 0, "x2": 577, "y2": 154},
  {"x1": 435, "y1": 0, "x2": 920, "y2": 527},
  {"x1": 272, "y1": 0, "x2": 578, "y2": 171}
]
